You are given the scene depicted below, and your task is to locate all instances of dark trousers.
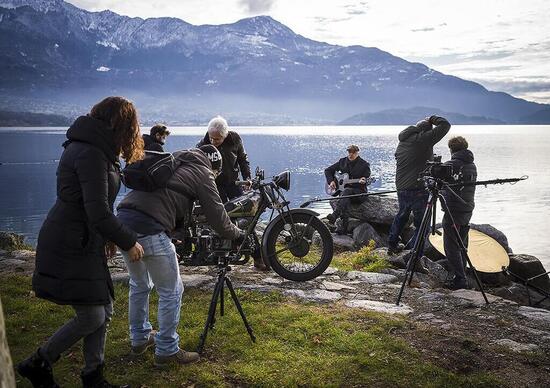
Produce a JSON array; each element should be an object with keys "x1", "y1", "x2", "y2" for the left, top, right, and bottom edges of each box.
[
  {"x1": 388, "y1": 188, "x2": 429, "y2": 249},
  {"x1": 39, "y1": 302, "x2": 113, "y2": 374},
  {"x1": 334, "y1": 188, "x2": 366, "y2": 220},
  {"x1": 218, "y1": 183, "x2": 244, "y2": 203},
  {"x1": 443, "y1": 213, "x2": 471, "y2": 282}
]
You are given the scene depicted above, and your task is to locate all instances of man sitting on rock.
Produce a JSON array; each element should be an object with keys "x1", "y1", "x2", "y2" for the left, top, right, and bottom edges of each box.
[
  {"x1": 441, "y1": 136, "x2": 477, "y2": 289},
  {"x1": 388, "y1": 115, "x2": 450, "y2": 255},
  {"x1": 325, "y1": 144, "x2": 371, "y2": 235}
]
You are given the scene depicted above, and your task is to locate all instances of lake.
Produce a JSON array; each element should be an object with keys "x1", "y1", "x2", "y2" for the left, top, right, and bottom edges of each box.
[{"x1": 0, "y1": 125, "x2": 548, "y2": 270}]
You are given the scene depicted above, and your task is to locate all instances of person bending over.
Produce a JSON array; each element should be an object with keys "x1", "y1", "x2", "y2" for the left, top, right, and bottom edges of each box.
[
  {"x1": 325, "y1": 144, "x2": 371, "y2": 235},
  {"x1": 387, "y1": 115, "x2": 451, "y2": 255},
  {"x1": 116, "y1": 145, "x2": 243, "y2": 368}
]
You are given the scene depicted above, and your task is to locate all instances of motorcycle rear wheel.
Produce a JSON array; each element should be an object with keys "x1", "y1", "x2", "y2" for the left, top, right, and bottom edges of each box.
[{"x1": 264, "y1": 213, "x2": 333, "y2": 281}]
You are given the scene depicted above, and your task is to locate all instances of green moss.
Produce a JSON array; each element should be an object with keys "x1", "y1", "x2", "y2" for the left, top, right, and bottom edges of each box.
[
  {"x1": 331, "y1": 240, "x2": 392, "y2": 272},
  {"x1": 2, "y1": 275, "x2": 501, "y2": 387}
]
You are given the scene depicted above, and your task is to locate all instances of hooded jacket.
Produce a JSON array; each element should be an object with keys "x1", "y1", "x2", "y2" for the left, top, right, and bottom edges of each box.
[
  {"x1": 395, "y1": 116, "x2": 451, "y2": 190},
  {"x1": 117, "y1": 149, "x2": 240, "y2": 240},
  {"x1": 442, "y1": 149, "x2": 477, "y2": 223},
  {"x1": 197, "y1": 131, "x2": 251, "y2": 186},
  {"x1": 33, "y1": 115, "x2": 137, "y2": 306},
  {"x1": 142, "y1": 134, "x2": 164, "y2": 152}
]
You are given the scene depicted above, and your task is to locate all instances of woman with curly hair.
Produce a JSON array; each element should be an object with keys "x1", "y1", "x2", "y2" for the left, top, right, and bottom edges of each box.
[{"x1": 17, "y1": 96, "x2": 145, "y2": 388}]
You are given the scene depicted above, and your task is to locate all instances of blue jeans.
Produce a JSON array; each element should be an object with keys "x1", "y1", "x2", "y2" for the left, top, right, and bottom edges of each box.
[
  {"x1": 388, "y1": 189, "x2": 429, "y2": 249},
  {"x1": 121, "y1": 232, "x2": 183, "y2": 356}
]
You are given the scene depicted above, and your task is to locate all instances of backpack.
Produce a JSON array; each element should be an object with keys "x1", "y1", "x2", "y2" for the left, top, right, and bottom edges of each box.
[{"x1": 121, "y1": 151, "x2": 178, "y2": 191}]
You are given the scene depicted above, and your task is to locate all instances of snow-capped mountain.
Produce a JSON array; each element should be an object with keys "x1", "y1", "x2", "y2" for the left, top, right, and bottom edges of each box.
[{"x1": 0, "y1": 0, "x2": 545, "y2": 122}]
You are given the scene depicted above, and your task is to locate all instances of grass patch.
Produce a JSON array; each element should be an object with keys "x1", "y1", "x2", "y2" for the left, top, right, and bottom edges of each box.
[
  {"x1": 2, "y1": 275, "x2": 501, "y2": 387},
  {"x1": 331, "y1": 240, "x2": 392, "y2": 272}
]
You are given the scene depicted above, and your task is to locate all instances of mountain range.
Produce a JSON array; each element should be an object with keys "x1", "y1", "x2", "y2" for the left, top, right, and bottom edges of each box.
[{"x1": 0, "y1": 0, "x2": 548, "y2": 124}]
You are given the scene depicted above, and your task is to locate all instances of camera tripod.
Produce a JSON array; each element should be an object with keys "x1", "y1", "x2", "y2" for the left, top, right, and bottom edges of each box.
[
  {"x1": 395, "y1": 177, "x2": 489, "y2": 305},
  {"x1": 196, "y1": 257, "x2": 256, "y2": 353}
]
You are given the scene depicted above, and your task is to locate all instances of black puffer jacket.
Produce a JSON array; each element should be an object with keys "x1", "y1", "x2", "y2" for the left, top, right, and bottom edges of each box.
[
  {"x1": 197, "y1": 131, "x2": 251, "y2": 186},
  {"x1": 442, "y1": 149, "x2": 477, "y2": 224},
  {"x1": 33, "y1": 115, "x2": 137, "y2": 305},
  {"x1": 395, "y1": 116, "x2": 450, "y2": 190}
]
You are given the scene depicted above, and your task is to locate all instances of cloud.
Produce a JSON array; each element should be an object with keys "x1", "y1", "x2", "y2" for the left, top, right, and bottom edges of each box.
[
  {"x1": 239, "y1": 0, "x2": 276, "y2": 14},
  {"x1": 411, "y1": 27, "x2": 435, "y2": 32},
  {"x1": 312, "y1": 16, "x2": 353, "y2": 24}
]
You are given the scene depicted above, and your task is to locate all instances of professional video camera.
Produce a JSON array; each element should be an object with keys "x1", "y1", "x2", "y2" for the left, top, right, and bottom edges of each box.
[{"x1": 420, "y1": 154, "x2": 455, "y2": 182}]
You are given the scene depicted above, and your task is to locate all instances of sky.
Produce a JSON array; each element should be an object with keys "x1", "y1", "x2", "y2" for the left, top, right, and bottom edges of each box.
[{"x1": 67, "y1": 0, "x2": 550, "y2": 104}]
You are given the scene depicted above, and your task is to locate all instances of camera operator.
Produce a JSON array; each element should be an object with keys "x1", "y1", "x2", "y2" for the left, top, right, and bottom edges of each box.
[
  {"x1": 143, "y1": 124, "x2": 170, "y2": 152},
  {"x1": 115, "y1": 145, "x2": 243, "y2": 368},
  {"x1": 441, "y1": 136, "x2": 477, "y2": 290},
  {"x1": 196, "y1": 116, "x2": 251, "y2": 202},
  {"x1": 388, "y1": 115, "x2": 451, "y2": 255}
]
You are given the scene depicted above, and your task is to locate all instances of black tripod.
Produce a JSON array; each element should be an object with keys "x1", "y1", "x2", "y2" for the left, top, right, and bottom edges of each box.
[
  {"x1": 396, "y1": 177, "x2": 489, "y2": 305},
  {"x1": 196, "y1": 257, "x2": 256, "y2": 353}
]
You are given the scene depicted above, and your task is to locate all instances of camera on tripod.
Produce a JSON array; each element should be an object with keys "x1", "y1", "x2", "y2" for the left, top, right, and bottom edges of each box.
[{"x1": 421, "y1": 154, "x2": 455, "y2": 182}]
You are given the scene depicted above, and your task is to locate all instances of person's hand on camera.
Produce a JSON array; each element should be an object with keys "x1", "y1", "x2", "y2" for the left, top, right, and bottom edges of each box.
[
  {"x1": 359, "y1": 177, "x2": 367, "y2": 184},
  {"x1": 127, "y1": 241, "x2": 144, "y2": 262},
  {"x1": 329, "y1": 181, "x2": 337, "y2": 190},
  {"x1": 234, "y1": 229, "x2": 246, "y2": 245},
  {"x1": 244, "y1": 179, "x2": 253, "y2": 191}
]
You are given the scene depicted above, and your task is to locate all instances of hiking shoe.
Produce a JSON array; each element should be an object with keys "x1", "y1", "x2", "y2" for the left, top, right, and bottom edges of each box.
[
  {"x1": 387, "y1": 243, "x2": 404, "y2": 256},
  {"x1": 130, "y1": 330, "x2": 157, "y2": 356},
  {"x1": 17, "y1": 349, "x2": 60, "y2": 388},
  {"x1": 154, "y1": 349, "x2": 200, "y2": 368}
]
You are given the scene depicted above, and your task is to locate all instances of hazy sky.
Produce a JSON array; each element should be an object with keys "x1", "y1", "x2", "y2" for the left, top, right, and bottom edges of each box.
[{"x1": 67, "y1": 0, "x2": 550, "y2": 103}]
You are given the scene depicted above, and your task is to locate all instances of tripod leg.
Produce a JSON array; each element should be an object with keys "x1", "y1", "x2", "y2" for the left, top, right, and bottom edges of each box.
[
  {"x1": 438, "y1": 195, "x2": 489, "y2": 305},
  {"x1": 197, "y1": 271, "x2": 225, "y2": 353},
  {"x1": 396, "y1": 192, "x2": 434, "y2": 305},
  {"x1": 220, "y1": 280, "x2": 225, "y2": 317},
  {"x1": 225, "y1": 277, "x2": 256, "y2": 343}
]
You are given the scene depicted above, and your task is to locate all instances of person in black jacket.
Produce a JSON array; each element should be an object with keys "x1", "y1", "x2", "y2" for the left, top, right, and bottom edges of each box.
[
  {"x1": 325, "y1": 145, "x2": 371, "y2": 235},
  {"x1": 17, "y1": 97, "x2": 145, "y2": 388},
  {"x1": 196, "y1": 116, "x2": 251, "y2": 202},
  {"x1": 143, "y1": 124, "x2": 170, "y2": 152},
  {"x1": 388, "y1": 115, "x2": 451, "y2": 255},
  {"x1": 441, "y1": 136, "x2": 477, "y2": 289}
]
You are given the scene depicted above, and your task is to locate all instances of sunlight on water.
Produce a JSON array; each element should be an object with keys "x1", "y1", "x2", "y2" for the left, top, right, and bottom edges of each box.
[{"x1": 1, "y1": 125, "x2": 549, "y2": 269}]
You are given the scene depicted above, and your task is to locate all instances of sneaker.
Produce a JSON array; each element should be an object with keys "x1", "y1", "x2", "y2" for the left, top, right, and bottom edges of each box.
[
  {"x1": 387, "y1": 243, "x2": 405, "y2": 256},
  {"x1": 130, "y1": 330, "x2": 157, "y2": 356},
  {"x1": 154, "y1": 349, "x2": 200, "y2": 368}
]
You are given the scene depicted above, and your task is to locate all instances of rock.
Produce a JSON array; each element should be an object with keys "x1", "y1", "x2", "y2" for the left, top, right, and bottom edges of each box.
[
  {"x1": 111, "y1": 272, "x2": 130, "y2": 284},
  {"x1": 331, "y1": 234, "x2": 356, "y2": 252},
  {"x1": 345, "y1": 299, "x2": 413, "y2": 315},
  {"x1": 418, "y1": 292, "x2": 446, "y2": 303},
  {"x1": 322, "y1": 281, "x2": 356, "y2": 291},
  {"x1": 345, "y1": 196, "x2": 402, "y2": 226},
  {"x1": 470, "y1": 224, "x2": 512, "y2": 253},
  {"x1": 419, "y1": 257, "x2": 449, "y2": 284},
  {"x1": 0, "y1": 231, "x2": 26, "y2": 250},
  {"x1": 492, "y1": 339, "x2": 539, "y2": 352},
  {"x1": 181, "y1": 274, "x2": 214, "y2": 288},
  {"x1": 10, "y1": 250, "x2": 35, "y2": 261},
  {"x1": 517, "y1": 306, "x2": 550, "y2": 324},
  {"x1": 508, "y1": 254, "x2": 550, "y2": 292},
  {"x1": 345, "y1": 271, "x2": 398, "y2": 284},
  {"x1": 385, "y1": 250, "x2": 410, "y2": 269},
  {"x1": 323, "y1": 266, "x2": 339, "y2": 275},
  {"x1": 262, "y1": 277, "x2": 284, "y2": 285},
  {"x1": 449, "y1": 289, "x2": 509, "y2": 306},
  {"x1": 283, "y1": 289, "x2": 342, "y2": 303},
  {"x1": 352, "y1": 222, "x2": 385, "y2": 249},
  {"x1": 477, "y1": 272, "x2": 511, "y2": 287},
  {"x1": 239, "y1": 284, "x2": 278, "y2": 292}
]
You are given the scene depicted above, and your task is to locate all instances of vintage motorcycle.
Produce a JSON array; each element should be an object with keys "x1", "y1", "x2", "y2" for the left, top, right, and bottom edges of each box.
[{"x1": 177, "y1": 168, "x2": 333, "y2": 281}]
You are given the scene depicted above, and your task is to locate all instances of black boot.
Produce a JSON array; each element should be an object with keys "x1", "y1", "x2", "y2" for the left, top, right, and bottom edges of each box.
[
  {"x1": 17, "y1": 349, "x2": 59, "y2": 388},
  {"x1": 81, "y1": 363, "x2": 129, "y2": 388},
  {"x1": 336, "y1": 217, "x2": 349, "y2": 235}
]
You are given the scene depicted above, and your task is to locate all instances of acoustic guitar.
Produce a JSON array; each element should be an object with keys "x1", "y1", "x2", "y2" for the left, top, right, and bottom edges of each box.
[{"x1": 325, "y1": 174, "x2": 375, "y2": 196}]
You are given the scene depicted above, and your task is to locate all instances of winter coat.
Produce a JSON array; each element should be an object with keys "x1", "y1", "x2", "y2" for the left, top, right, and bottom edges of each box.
[
  {"x1": 33, "y1": 115, "x2": 137, "y2": 306},
  {"x1": 324, "y1": 156, "x2": 371, "y2": 191},
  {"x1": 196, "y1": 131, "x2": 251, "y2": 186},
  {"x1": 117, "y1": 149, "x2": 240, "y2": 240},
  {"x1": 142, "y1": 134, "x2": 164, "y2": 152},
  {"x1": 395, "y1": 116, "x2": 450, "y2": 190},
  {"x1": 442, "y1": 149, "x2": 477, "y2": 224}
]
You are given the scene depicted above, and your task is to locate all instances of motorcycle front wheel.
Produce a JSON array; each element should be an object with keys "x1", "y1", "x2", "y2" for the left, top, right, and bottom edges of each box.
[{"x1": 263, "y1": 212, "x2": 333, "y2": 281}]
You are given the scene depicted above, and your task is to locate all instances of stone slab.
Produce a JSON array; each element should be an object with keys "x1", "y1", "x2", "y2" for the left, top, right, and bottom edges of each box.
[
  {"x1": 345, "y1": 271, "x2": 398, "y2": 284},
  {"x1": 322, "y1": 281, "x2": 356, "y2": 291},
  {"x1": 492, "y1": 339, "x2": 539, "y2": 352},
  {"x1": 517, "y1": 306, "x2": 550, "y2": 324},
  {"x1": 345, "y1": 299, "x2": 413, "y2": 315}
]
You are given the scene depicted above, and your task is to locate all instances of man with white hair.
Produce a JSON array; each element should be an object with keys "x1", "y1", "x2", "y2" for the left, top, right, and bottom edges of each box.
[{"x1": 197, "y1": 116, "x2": 252, "y2": 203}]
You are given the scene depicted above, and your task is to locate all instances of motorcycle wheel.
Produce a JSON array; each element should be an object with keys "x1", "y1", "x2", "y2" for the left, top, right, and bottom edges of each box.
[{"x1": 264, "y1": 213, "x2": 333, "y2": 281}]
